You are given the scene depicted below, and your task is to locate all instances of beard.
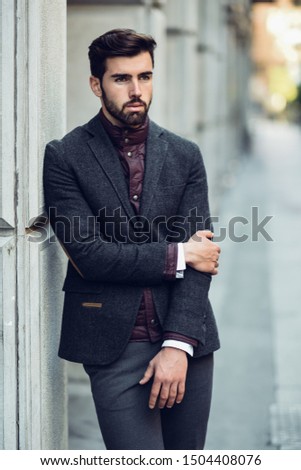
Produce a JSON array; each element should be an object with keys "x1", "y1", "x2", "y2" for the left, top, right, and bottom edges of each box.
[{"x1": 101, "y1": 87, "x2": 151, "y2": 127}]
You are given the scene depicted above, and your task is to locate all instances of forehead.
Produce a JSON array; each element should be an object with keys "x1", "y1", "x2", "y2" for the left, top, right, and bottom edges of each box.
[{"x1": 105, "y1": 52, "x2": 153, "y2": 75}]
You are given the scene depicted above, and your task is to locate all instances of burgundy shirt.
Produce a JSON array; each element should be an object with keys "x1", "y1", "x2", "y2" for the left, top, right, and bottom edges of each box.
[{"x1": 99, "y1": 110, "x2": 198, "y2": 348}]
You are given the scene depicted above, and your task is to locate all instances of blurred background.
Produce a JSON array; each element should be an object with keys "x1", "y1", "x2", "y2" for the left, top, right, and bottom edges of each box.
[
  {"x1": 65, "y1": 0, "x2": 301, "y2": 451},
  {"x1": 1, "y1": 0, "x2": 301, "y2": 450}
]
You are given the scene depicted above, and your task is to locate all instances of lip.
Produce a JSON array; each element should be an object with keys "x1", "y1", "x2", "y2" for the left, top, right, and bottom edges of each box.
[{"x1": 126, "y1": 103, "x2": 144, "y2": 110}]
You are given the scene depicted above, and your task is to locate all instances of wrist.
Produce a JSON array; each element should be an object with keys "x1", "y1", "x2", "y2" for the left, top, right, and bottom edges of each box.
[{"x1": 162, "y1": 346, "x2": 187, "y2": 357}]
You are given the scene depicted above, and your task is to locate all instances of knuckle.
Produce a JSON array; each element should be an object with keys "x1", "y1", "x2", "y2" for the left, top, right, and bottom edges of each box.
[
  {"x1": 164, "y1": 377, "x2": 172, "y2": 384},
  {"x1": 155, "y1": 374, "x2": 164, "y2": 383}
]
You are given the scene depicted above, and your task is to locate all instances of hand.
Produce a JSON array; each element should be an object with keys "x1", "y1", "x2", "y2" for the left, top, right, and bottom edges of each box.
[
  {"x1": 183, "y1": 230, "x2": 221, "y2": 275},
  {"x1": 139, "y1": 347, "x2": 188, "y2": 409}
]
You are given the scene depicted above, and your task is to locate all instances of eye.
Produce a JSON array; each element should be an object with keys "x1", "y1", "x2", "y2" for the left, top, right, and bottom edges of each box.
[
  {"x1": 139, "y1": 74, "x2": 152, "y2": 81},
  {"x1": 114, "y1": 76, "x2": 129, "y2": 83}
]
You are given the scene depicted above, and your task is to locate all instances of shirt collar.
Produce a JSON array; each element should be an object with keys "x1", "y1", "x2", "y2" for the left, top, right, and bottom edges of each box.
[{"x1": 99, "y1": 108, "x2": 149, "y2": 148}]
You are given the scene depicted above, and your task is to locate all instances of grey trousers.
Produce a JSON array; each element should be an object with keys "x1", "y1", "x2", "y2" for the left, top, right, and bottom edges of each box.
[{"x1": 84, "y1": 341, "x2": 214, "y2": 450}]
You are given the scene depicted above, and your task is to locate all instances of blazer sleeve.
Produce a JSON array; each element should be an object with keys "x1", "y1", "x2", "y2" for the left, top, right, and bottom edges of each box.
[
  {"x1": 162, "y1": 143, "x2": 213, "y2": 342},
  {"x1": 43, "y1": 141, "x2": 169, "y2": 285}
]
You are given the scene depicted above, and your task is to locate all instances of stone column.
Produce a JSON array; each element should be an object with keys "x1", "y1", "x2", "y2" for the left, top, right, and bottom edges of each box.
[
  {"x1": 196, "y1": 0, "x2": 251, "y2": 211},
  {"x1": 195, "y1": 0, "x2": 225, "y2": 208},
  {"x1": 0, "y1": 0, "x2": 67, "y2": 449},
  {"x1": 164, "y1": 0, "x2": 199, "y2": 141}
]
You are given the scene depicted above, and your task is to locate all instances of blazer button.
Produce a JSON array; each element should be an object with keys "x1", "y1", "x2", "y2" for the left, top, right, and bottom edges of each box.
[{"x1": 132, "y1": 194, "x2": 139, "y2": 201}]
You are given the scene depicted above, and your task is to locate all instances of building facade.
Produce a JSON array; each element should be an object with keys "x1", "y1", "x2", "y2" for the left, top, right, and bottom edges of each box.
[{"x1": 0, "y1": 0, "x2": 250, "y2": 449}]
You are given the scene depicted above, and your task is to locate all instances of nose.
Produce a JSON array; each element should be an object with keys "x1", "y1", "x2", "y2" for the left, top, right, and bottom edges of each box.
[{"x1": 129, "y1": 79, "x2": 142, "y2": 98}]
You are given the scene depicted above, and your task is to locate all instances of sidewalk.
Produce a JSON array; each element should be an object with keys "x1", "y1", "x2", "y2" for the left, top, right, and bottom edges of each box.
[
  {"x1": 68, "y1": 363, "x2": 105, "y2": 450},
  {"x1": 205, "y1": 118, "x2": 301, "y2": 449},
  {"x1": 68, "y1": 118, "x2": 301, "y2": 450},
  {"x1": 256, "y1": 119, "x2": 301, "y2": 449}
]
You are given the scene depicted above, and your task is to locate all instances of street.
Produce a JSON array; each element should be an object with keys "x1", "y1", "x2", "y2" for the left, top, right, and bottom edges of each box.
[
  {"x1": 68, "y1": 119, "x2": 301, "y2": 450},
  {"x1": 206, "y1": 118, "x2": 301, "y2": 449}
]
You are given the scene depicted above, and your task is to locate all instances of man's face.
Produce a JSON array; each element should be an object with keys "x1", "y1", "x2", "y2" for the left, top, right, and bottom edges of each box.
[{"x1": 90, "y1": 52, "x2": 153, "y2": 127}]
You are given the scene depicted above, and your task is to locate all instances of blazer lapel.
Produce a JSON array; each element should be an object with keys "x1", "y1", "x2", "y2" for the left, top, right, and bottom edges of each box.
[
  {"x1": 85, "y1": 115, "x2": 168, "y2": 221},
  {"x1": 140, "y1": 121, "x2": 168, "y2": 218},
  {"x1": 86, "y1": 115, "x2": 136, "y2": 220}
]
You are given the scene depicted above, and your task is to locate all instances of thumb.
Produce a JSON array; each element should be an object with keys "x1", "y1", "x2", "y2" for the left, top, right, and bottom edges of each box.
[{"x1": 139, "y1": 362, "x2": 154, "y2": 385}]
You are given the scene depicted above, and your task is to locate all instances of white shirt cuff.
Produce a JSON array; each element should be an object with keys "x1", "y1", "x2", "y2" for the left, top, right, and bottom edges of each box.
[
  {"x1": 176, "y1": 243, "x2": 186, "y2": 279},
  {"x1": 162, "y1": 340, "x2": 194, "y2": 357}
]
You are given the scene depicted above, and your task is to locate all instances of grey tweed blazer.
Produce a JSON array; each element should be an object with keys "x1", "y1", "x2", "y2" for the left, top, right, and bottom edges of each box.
[{"x1": 43, "y1": 113, "x2": 220, "y2": 365}]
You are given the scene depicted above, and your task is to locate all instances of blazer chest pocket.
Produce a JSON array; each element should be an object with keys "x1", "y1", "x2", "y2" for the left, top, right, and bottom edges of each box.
[{"x1": 154, "y1": 183, "x2": 186, "y2": 213}]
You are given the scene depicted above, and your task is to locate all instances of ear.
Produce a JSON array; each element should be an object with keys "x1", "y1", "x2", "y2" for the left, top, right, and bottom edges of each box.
[{"x1": 90, "y1": 76, "x2": 102, "y2": 98}]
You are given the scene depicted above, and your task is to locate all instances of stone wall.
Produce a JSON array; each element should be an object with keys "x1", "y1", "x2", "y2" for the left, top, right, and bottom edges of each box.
[{"x1": 0, "y1": 0, "x2": 67, "y2": 449}]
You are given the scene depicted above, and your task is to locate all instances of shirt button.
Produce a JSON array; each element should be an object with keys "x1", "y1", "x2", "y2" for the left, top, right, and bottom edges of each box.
[
  {"x1": 150, "y1": 319, "x2": 156, "y2": 325},
  {"x1": 132, "y1": 194, "x2": 139, "y2": 201},
  {"x1": 125, "y1": 138, "x2": 129, "y2": 144},
  {"x1": 127, "y1": 151, "x2": 132, "y2": 157}
]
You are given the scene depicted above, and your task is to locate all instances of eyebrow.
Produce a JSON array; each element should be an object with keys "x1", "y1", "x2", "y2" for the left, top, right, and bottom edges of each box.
[{"x1": 110, "y1": 71, "x2": 153, "y2": 79}]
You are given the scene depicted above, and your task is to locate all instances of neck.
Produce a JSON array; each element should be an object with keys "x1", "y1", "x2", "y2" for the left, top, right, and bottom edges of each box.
[{"x1": 101, "y1": 107, "x2": 123, "y2": 128}]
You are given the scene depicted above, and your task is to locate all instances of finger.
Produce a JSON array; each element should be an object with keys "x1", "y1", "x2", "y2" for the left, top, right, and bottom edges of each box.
[
  {"x1": 149, "y1": 381, "x2": 162, "y2": 409},
  {"x1": 158, "y1": 384, "x2": 171, "y2": 409},
  {"x1": 139, "y1": 362, "x2": 154, "y2": 385},
  {"x1": 193, "y1": 230, "x2": 213, "y2": 241},
  {"x1": 176, "y1": 381, "x2": 186, "y2": 404},
  {"x1": 207, "y1": 262, "x2": 219, "y2": 274},
  {"x1": 208, "y1": 264, "x2": 218, "y2": 275},
  {"x1": 166, "y1": 382, "x2": 178, "y2": 409},
  {"x1": 204, "y1": 231, "x2": 214, "y2": 240}
]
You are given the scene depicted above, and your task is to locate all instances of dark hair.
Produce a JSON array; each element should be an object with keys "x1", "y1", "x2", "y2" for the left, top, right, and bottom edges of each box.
[{"x1": 88, "y1": 29, "x2": 157, "y2": 81}]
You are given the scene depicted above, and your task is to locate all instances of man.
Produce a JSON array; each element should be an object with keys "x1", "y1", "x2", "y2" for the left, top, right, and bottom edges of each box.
[{"x1": 43, "y1": 29, "x2": 221, "y2": 450}]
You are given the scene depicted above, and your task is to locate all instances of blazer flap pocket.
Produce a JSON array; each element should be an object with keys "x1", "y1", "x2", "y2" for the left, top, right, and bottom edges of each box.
[
  {"x1": 81, "y1": 301, "x2": 103, "y2": 309},
  {"x1": 78, "y1": 293, "x2": 104, "y2": 311},
  {"x1": 64, "y1": 292, "x2": 104, "y2": 310}
]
